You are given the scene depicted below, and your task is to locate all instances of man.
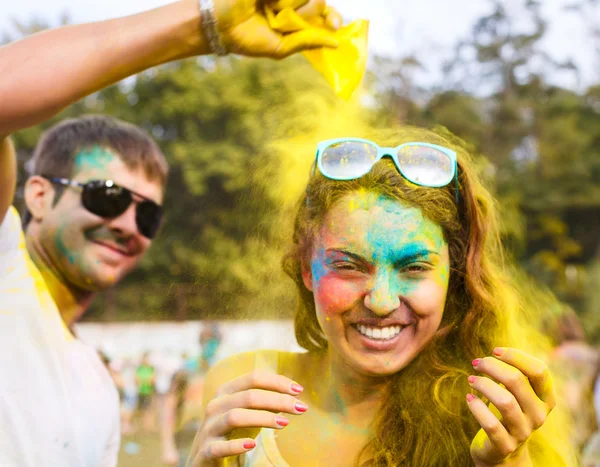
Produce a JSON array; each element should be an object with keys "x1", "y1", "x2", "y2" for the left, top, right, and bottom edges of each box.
[{"x1": 0, "y1": 1, "x2": 341, "y2": 465}]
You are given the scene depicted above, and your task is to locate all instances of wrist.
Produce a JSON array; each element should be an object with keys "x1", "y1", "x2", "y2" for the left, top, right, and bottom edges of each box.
[
  {"x1": 135, "y1": 0, "x2": 213, "y2": 61},
  {"x1": 197, "y1": 0, "x2": 228, "y2": 56},
  {"x1": 172, "y1": 0, "x2": 212, "y2": 57}
]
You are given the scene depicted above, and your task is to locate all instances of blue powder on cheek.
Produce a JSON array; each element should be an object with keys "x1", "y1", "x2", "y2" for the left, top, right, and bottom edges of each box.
[
  {"x1": 55, "y1": 227, "x2": 75, "y2": 265},
  {"x1": 310, "y1": 248, "x2": 328, "y2": 285}
]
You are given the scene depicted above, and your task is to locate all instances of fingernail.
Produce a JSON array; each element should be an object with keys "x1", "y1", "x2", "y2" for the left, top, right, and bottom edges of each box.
[
  {"x1": 466, "y1": 393, "x2": 476, "y2": 403},
  {"x1": 294, "y1": 401, "x2": 308, "y2": 413},
  {"x1": 493, "y1": 347, "x2": 504, "y2": 357},
  {"x1": 291, "y1": 383, "x2": 304, "y2": 394},
  {"x1": 468, "y1": 375, "x2": 477, "y2": 384},
  {"x1": 332, "y1": 17, "x2": 341, "y2": 29},
  {"x1": 472, "y1": 358, "x2": 481, "y2": 367},
  {"x1": 243, "y1": 440, "x2": 256, "y2": 450},
  {"x1": 275, "y1": 416, "x2": 290, "y2": 427}
]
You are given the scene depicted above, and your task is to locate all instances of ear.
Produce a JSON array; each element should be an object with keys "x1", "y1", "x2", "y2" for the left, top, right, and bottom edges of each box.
[
  {"x1": 24, "y1": 176, "x2": 57, "y2": 221},
  {"x1": 301, "y1": 256, "x2": 314, "y2": 292}
]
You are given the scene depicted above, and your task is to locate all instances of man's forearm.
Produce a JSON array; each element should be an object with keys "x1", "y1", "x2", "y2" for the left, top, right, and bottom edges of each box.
[{"x1": 0, "y1": 0, "x2": 207, "y2": 136}]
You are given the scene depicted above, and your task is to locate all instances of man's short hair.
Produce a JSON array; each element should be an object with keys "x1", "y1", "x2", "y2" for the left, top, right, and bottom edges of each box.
[{"x1": 31, "y1": 114, "x2": 168, "y2": 185}]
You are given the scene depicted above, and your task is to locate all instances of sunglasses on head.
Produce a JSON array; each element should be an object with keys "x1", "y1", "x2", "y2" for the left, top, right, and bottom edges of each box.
[
  {"x1": 313, "y1": 138, "x2": 459, "y2": 201},
  {"x1": 43, "y1": 176, "x2": 163, "y2": 239}
]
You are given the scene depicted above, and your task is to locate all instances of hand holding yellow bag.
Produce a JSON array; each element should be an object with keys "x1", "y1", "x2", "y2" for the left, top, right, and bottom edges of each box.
[{"x1": 265, "y1": 6, "x2": 369, "y2": 100}]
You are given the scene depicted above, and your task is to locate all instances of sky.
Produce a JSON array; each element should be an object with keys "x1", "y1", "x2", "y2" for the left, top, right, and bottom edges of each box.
[{"x1": 0, "y1": 0, "x2": 598, "y2": 92}]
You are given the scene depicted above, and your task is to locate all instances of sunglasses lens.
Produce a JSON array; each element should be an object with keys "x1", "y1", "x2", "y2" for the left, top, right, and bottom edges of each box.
[
  {"x1": 397, "y1": 145, "x2": 454, "y2": 186},
  {"x1": 321, "y1": 141, "x2": 378, "y2": 179},
  {"x1": 82, "y1": 184, "x2": 131, "y2": 218},
  {"x1": 136, "y1": 201, "x2": 163, "y2": 239}
]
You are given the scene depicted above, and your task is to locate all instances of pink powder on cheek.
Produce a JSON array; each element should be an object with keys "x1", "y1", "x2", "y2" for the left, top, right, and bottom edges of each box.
[{"x1": 314, "y1": 274, "x2": 364, "y2": 317}]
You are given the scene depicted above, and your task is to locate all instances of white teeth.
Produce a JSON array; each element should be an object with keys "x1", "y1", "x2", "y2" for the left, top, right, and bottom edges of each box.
[{"x1": 356, "y1": 324, "x2": 403, "y2": 340}]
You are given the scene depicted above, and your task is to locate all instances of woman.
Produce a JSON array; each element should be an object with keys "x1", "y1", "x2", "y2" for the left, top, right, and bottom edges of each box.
[{"x1": 187, "y1": 126, "x2": 574, "y2": 466}]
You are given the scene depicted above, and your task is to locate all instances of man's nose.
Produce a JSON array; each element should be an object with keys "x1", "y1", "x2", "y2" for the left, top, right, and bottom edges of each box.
[{"x1": 107, "y1": 203, "x2": 138, "y2": 237}]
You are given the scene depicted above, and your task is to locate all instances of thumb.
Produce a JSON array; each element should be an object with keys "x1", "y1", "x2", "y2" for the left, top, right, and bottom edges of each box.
[{"x1": 273, "y1": 29, "x2": 339, "y2": 59}]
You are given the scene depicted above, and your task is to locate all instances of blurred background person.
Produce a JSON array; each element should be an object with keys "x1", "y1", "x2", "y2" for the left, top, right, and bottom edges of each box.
[
  {"x1": 161, "y1": 324, "x2": 224, "y2": 465},
  {"x1": 551, "y1": 307, "x2": 600, "y2": 454},
  {"x1": 160, "y1": 370, "x2": 193, "y2": 466},
  {"x1": 136, "y1": 352, "x2": 157, "y2": 433},
  {"x1": 120, "y1": 357, "x2": 139, "y2": 436},
  {"x1": 181, "y1": 352, "x2": 199, "y2": 374},
  {"x1": 199, "y1": 322, "x2": 222, "y2": 373},
  {"x1": 154, "y1": 349, "x2": 184, "y2": 459}
]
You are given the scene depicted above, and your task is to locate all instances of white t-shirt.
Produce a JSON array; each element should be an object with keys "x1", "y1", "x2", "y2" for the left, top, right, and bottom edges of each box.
[{"x1": 0, "y1": 207, "x2": 120, "y2": 467}]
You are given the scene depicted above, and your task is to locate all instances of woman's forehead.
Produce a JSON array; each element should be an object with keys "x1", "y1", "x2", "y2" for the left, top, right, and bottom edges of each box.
[{"x1": 317, "y1": 192, "x2": 446, "y2": 253}]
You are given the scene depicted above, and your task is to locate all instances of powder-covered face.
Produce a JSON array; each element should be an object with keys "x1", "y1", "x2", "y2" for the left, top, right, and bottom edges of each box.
[
  {"x1": 303, "y1": 191, "x2": 450, "y2": 377},
  {"x1": 38, "y1": 146, "x2": 164, "y2": 291}
]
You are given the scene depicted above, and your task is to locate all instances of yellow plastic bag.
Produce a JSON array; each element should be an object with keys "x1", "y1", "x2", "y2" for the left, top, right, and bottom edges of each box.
[{"x1": 266, "y1": 7, "x2": 369, "y2": 100}]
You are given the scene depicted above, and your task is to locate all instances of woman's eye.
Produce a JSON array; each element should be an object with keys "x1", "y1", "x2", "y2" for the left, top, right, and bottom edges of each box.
[
  {"x1": 332, "y1": 262, "x2": 361, "y2": 271},
  {"x1": 403, "y1": 263, "x2": 430, "y2": 273}
]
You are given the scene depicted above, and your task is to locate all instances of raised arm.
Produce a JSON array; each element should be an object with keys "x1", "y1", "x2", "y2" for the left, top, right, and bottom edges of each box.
[
  {"x1": 0, "y1": 0, "x2": 340, "y2": 221},
  {"x1": 0, "y1": 0, "x2": 339, "y2": 136}
]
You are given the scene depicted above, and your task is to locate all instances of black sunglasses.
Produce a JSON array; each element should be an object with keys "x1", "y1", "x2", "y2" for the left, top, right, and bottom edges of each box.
[{"x1": 43, "y1": 176, "x2": 163, "y2": 239}]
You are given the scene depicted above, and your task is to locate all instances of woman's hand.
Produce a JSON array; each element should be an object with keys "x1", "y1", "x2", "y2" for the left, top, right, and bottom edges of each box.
[
  {"x1": 467, "y1": 347, "x2": 556, "y2": 467},
  {"x1": 212, "y1": 0, "x2": 342, "y2": 58},
  {"x1": 187, "y1": 369, "x2": 307, "y2": 466}
]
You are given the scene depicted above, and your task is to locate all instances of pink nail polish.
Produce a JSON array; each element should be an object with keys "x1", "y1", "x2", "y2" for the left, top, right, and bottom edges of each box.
[
  {"x1": 472, "y1": 358, "x2": 481, "y2": 367},
  {"x1": 493, "y1": 347, "x2": 504, "y2": 357},
  {"x1": 468, "y1": 375, "x2": 477, "y2": 384},
  {"x1": 275, "y1": 416, "x2": 289, "y2": 427},
  {"x1": 243, "y1": 441, "x2": 256, "y2": 450},
  {"x1": 466, "y1": 393, "x2": 476, "y2": 403},
  {"x1": 291, "y1": 383, "x2": 304, "y2": 394},
  {"x1": 294, "y1": 402, "x2": 308, "y2": 413}
]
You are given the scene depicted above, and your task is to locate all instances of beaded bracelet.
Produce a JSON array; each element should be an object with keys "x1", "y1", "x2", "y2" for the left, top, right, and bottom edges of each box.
[{"x1": 198, "y1": 0, "x2": 228, "y2": 56}]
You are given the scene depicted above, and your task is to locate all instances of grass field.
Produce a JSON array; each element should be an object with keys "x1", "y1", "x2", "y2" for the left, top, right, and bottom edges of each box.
[
  {"x1": 118, "y1": 432, "x2": 165, "y2": 467},
  {"x1": 118, "y1": 429, "x2": 196, "y2": 467}
]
